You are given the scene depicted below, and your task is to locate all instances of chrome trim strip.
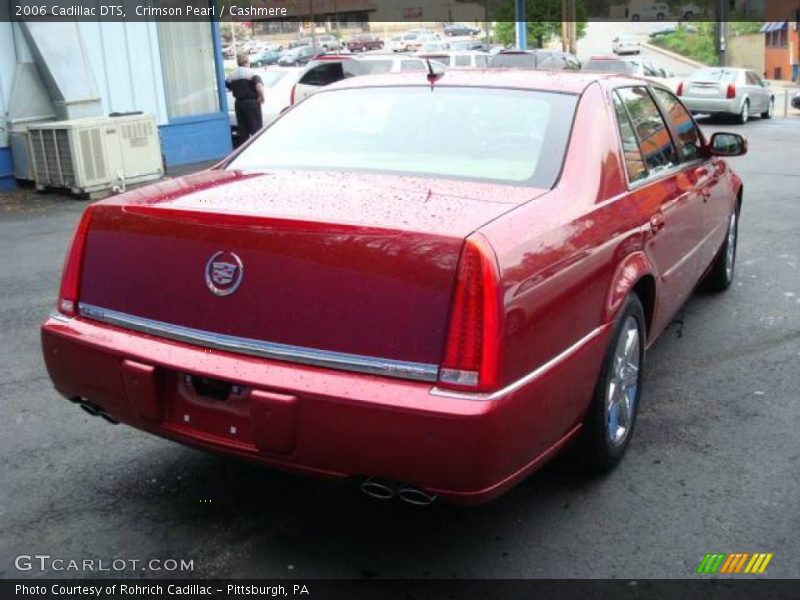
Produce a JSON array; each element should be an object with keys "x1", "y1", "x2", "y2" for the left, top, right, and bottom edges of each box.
[
  {"x1": 77, "y1": 303, "x2": 439, "y2": 383},
  {"x1": 49, "y1": 312, "x2": 74, "y2": 323},
  {"x1": 430, "y1": 325, "x2": 609, "y2": 401}
]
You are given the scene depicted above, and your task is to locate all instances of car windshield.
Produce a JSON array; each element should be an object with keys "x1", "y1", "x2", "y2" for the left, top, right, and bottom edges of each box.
[
  {"x1": 357, "y1": 60, "x2": 394, "y2": 74},
  {"x1": 690, "y1": 68, "x2": 738, "y2": 82},
  {"x1": 489, "y1": 53, "x2": 537, "y2": 68},
  {"x1": 228, "y1": 87, "x2": 577, "y2": 186},
  {"x1": 583, "y1": 59, "x2": 636, "y2": 73}
]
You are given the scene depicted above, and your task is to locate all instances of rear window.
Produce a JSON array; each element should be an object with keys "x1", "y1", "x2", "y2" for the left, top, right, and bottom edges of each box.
[
  {"x1": 583, "y1": 59, "x2": 636, "y2": 73},
  {"x1": 228, "y1": 87, "x2": 578, "y2": 187},
  {"x1": 489, "y1": 53, "x2": 537, "y2": 68},
  {"x1": 690, "y1": 68, "x2": 738, "y2": 82}
]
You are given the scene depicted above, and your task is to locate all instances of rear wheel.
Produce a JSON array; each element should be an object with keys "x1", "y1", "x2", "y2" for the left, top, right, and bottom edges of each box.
[
  {"x1": 575, "y1": 294, "x2": 645, "y2": 472},
  {"x1": 737, "y1": 99, "x2": 750, "y2": 124},
  {"x1": 704, "y1": 208, "x2": 739, "y2": 292}
]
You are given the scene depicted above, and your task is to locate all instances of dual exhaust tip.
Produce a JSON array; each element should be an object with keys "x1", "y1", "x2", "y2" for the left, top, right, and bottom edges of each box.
[
  {"x1": 361, "y1": 477, "x2": 437, "y2": 506},
  {"x1": 69, "y1": 396, "x2": 119, "y2": 424}
]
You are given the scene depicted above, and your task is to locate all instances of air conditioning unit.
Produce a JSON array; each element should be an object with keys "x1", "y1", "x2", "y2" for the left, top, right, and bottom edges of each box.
[{"x1": 27, "y1": 114, "x2": 164, "y2": 196}]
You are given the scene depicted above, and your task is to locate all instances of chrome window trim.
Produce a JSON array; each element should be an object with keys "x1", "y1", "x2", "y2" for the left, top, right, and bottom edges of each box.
[
  {"x1": 77, "y1": 303, "x2": 439, "y2": 383},
  {"x1": 430, "y1": 324, "x2": 608, "y2": 401}
]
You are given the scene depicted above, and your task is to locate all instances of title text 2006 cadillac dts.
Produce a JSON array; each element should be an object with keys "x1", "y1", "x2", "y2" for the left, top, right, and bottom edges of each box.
[{"x1": 42, "y1": 71, "x2": 747, "y2": 504}]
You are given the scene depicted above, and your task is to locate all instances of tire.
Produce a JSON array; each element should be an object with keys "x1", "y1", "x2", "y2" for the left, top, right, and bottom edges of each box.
[
  {"x1": 631, "y1": 14, "x2": 640, "y2": 21},
  {"x1": 704, "y1": 207, "x2": 739, "y2": 292},
  {"x1": 737, "y1": 99, "x2": 750, "y2": 124},
  {"x1": 761, "y1": 97, "x2": 774, "y2": 119},
  {"x1": 657, "y1": 13, "x2": 665, "y2": 20},
  {"x1": 575, "y1": 294, "x2": 646, "y2": 472},
  {"x1": 684, "y1": 11, "x2": 694, "y2": 20}
]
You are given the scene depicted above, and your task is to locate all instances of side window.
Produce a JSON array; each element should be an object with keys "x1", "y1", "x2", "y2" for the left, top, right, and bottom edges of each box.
[
  {"x1": 652, "y1": 88, "x2": 704, "y2": 162},
  {"x1": 612, "y1": 92, "x2": 648, "y2": 183},
  {"x1": 401, "y1": 60, "x2": 425, "y2": 71},
  {"x1": 454, "y1": 55, "x2": 471, "y2": 67},
  {"x1": 475, "y1": 55, "x2": 489, "y2": 67},
  {"x1": 616, "y1": 86, "x2": 679, "y2": 174}
]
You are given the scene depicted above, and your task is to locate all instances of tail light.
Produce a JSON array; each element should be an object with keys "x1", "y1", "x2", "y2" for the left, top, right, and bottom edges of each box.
[
  {"x1": 676, "y1": 81, "x2": 684, "y2": 96},
  {"x1": 290, "y1": 84, "x2": 297, "y2": 105},
  {"x1": 726, "y1": 83, "x2": 736, "y2": 99},
  {"x1": 438, "y1": 234, "x2": 502, "y2": 393},
  {"x1": 57, "y1": 206, "x2": 96, "y2": 317}
]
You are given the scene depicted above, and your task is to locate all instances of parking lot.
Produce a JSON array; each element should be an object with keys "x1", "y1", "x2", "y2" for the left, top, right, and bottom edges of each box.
[{"x1": 1, "y1": 112, "x2": 798, "y2": 579}]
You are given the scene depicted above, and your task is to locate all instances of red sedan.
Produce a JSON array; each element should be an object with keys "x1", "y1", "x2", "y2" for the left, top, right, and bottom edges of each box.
[{"x1": 41, "y1": 71, "x2": 746, "y2": 505}]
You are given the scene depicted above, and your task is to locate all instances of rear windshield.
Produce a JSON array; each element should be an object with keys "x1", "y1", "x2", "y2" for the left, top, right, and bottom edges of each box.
[
  {"x1": 690, "y1": 68, "x2": 738, "y2": 82},
  {"x1": 228, "y1": 87, "x2": 577, "y2": 186},
  {"x1": 583, "y1": 59, "x2": 635, "y2": 73},
  {"x1": 489, "y1": 53, "x2": 537, "y2": 68}
]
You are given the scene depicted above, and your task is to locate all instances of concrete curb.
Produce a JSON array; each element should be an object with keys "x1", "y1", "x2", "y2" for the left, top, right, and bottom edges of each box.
[{"x1": 641, "y1": 41, "x2": 707, "y2": 69}]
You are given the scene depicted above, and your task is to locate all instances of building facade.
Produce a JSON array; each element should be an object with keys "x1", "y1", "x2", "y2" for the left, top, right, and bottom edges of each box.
[
  {"x1": 762, "y1": 21, "x2": 799, "y2": 81},
  {"x1": 0, "y1": 20, "x2": 231, "y2": 190}
]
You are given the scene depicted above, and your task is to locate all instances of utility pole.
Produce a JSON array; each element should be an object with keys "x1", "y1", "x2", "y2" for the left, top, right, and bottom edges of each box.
[
  {"x1": 716, "y1": 0, "x2": 729, "y2": 67},
  {"x1": 562, "y1": 0, "x2": 577, "y2": 54},
  {"x1": 515, "y1": 0, "x2": 527, "y2": 50},
  {"x1": 561, "y1": 0, "x2": 568, "y2": 52}
]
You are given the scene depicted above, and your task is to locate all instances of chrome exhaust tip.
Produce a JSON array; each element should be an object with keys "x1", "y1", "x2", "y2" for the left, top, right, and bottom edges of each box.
[
  {"x1": 397, "y1": 485, "x2": 437, "y2": 506},
  {"x1": 360, "y1": 477, "x2": 399, "y2": 500}
]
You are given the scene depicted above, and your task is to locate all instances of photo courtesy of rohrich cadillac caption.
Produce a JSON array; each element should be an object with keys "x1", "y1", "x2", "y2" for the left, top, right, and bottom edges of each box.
[{"x1": 2, "y1": 0, "x2": 800, "y2": 598}]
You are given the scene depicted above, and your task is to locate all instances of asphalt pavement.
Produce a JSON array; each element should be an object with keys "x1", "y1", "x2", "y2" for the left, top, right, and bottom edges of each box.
[{"x1": 1, "y1": 115, "x2": 799, "y2": 579}]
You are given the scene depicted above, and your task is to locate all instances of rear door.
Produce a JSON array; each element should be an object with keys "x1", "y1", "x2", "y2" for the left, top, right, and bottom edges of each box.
[
  {"x1": 745, "y1": 71, "x2": 768, "y2": 112},
  {"x1": 612, "y1": 86, "x2": 705, "y2": 329}
]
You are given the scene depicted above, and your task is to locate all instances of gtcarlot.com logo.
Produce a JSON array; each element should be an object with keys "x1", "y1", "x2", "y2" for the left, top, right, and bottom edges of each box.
[
  {"x1": 696, "y1": 552, "x2": 773, "y2": 575},
  {"x1": 14, "y1": 554, "x2": 194, "y2": 573}
]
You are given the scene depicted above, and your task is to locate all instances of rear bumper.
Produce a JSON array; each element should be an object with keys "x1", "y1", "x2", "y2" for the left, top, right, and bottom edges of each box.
[
  {"x1": 682, "y1": 96, "x2": 742, "y2": 115},
  {"x1": 41, "y1": 314, "x2": 608, "y2": 504}
]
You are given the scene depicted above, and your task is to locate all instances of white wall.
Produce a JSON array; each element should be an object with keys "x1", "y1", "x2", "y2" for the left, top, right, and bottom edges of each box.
[{"x1": 1, "y1": 21, "x2": 170, "y2": 149}]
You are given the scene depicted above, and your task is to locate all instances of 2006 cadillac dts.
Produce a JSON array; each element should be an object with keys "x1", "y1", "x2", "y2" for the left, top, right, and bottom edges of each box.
[{"x1": 42, "y1": 71, "x2": 746, "y2": 505}]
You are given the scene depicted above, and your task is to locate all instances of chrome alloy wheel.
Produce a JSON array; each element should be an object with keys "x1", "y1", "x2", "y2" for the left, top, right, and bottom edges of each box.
[
  {"x1": 605, "y1": 316, "x2": 641, "y2": 446},
  {"x1": 740, "y1": 100, "x2": 749, "y2": 123},
  {"x1": 724, "y1": 211, "x2": 737, "y2": 282}
]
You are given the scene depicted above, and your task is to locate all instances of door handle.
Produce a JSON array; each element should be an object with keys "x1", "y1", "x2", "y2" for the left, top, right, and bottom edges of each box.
[{"x1": 649, "y1": 213, "x2": 665, "y2": 234}]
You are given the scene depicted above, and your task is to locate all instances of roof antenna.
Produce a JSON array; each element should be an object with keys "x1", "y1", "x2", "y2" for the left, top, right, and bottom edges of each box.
[{"x1": 425, "y1": 58, "x2": 443, "y2": 90}]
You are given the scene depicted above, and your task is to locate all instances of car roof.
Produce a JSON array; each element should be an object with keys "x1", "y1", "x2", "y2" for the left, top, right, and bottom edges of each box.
[{"x1": 327, "y1": 69, "x2": 632, "y2": 95}]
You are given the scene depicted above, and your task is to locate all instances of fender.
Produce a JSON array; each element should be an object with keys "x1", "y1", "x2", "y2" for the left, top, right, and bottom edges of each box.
[{"x1": 603, "y1": 249, "x2": 656, "y2": 326}]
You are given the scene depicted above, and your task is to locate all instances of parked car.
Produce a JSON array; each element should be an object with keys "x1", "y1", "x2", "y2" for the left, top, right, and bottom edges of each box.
[
  {"x1": 582, "y1": 56, "x2": 678, "y2": 91},
  {"x1": 347, "y1": 34, "x2": 384, "y2": 52},
  {"x1": 418, "y1": 41, "x2": 451, "y2": 53},
  {"x1": 450, "y1": 39, "x2": 487, "y2": 51},
  {"x1": 249, "y1": 50, "x2": 281, "y2": 68},
  {"x1": 677, "y1": 67, "x2": 775, "y2": 123},
  {"x1": 402, "y1": 33, "x2": 439, "y2": 53},
  {"x1": 649, "y1": 24, "x2": 677, "y2": 37},
  {"x1": 291, "y1": 55, "x2": 447, "y2": 104},
  {"x1": 288, "y1": 37, "x2": 312, "y2": 49},
  {"x1": 315, "y1": 35, "x2": 342, "y2": 51},
  {"x1": 416, "y1": 51, "x2": 490, "y2": 69},
  {"x1": 388, "y1": 36, "x2": 405, "y2": 52},
  {"x1": 612, "y1": 34, "x2": 641, "y2": 55},
  {"x1": 628, "y1": 2, "x2": 670, "y2": 20},
  {"x1": 226, "y1": 67, "x2": 304, "y2": 144},
  {"x1": 277, "y1": 45, "x2": 319, "y2": 67},
  {"x1": 489, "y1": 49, "x2": 581, "y2": 70},
  {"x1": 792, "y1": 90, "x2": 800, "y2": 110},
  {"x1": 444, "y1": 23, "x2": 481, "y2": 36},
  {"x1": 43, "y1": 71, "x2": 747, "y2": 504}
]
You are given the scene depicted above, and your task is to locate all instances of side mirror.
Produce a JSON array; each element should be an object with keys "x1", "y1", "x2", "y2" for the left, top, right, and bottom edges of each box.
[{"x1": 709, "y1": 132, "x2": 747, "y2": 157}]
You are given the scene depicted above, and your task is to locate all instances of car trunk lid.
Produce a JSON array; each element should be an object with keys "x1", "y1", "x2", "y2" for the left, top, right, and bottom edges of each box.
[{"x1": 78, "y1": 169, "x2": 543, "y2": 374}]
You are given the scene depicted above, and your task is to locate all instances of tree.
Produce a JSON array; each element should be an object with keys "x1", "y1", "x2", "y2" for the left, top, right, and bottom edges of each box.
[{"x1": 491, "y1": 0, "x2": 588, "y2": 48}]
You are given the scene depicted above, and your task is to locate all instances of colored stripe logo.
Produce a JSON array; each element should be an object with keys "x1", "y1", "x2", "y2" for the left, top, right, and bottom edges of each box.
[{"x1": 697, "y1": 553, "x2": 773, "y2": 574}]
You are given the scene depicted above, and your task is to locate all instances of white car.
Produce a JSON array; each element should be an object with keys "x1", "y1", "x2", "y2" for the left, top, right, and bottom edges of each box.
[
  {"x1": 227, "y1": 66, "x2": 303, "y2": 142},
  {"x1": 628, "y1": 2, "x2": 670, "y2": 21},
  {"x1": 388, "y1": 36, "x2": 406, "y2": 52},
  {"x1": 415, "y1": 51, "x2": 490, "y2": 69},
  {"x1": 612, "y1": 34, "x2": 641, "y2": 55},
  {"x1": 291, "y1": 55, "x2": 447, "y2": 104}
]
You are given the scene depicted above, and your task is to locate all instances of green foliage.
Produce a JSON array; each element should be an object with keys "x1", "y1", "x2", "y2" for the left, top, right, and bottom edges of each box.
[
  {"x1": 650, "y1": 24, "x2": 717, "y2": 66},
  {"x1": 492, "y1": 0, "x2": 588, "y2": 48}
]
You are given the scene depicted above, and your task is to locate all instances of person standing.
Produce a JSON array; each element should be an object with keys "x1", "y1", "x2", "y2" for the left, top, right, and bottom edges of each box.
[{"x1": 226, "y1": 53, "x2": 266, "y2": 145}]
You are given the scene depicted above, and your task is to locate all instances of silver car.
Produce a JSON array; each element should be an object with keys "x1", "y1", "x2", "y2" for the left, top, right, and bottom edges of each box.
[{"x1": 679, "y1": 67, "x2": 775, "y2": 124}]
